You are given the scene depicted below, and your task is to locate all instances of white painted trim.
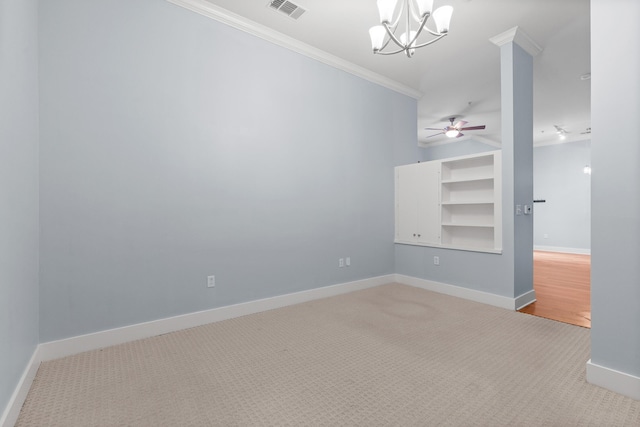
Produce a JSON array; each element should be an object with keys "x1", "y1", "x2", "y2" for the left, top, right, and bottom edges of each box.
[
  {"x1": 534, "y1": 245, "x2": 591, "y2": 255},
  {"x1": 514, "y1": 289, "x2": 536, "y2": 310},
  {"x1": 165, "y1": 0, "x2": 421, "y2": 99},
  {"x1": 489, "y1": 26, "x2": 543, "y2": 57},
  {"x1": 1, "y1": 348, "x2": 42, "y2": 427},
  {"x1": 586, "y1": 360, "x2": 640, "y2": 401},
  {"x1": 38, "y1": 275, "x2": 393, "y2": 362},
  {"x1": 395, "y1": 274, "x2": 519, "y2": 310},
  {"x1": 3, "y1": 276, "x2": 392, "y2": 424}
]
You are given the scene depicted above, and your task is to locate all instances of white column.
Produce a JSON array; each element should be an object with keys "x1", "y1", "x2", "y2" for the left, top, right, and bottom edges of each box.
[{"x1": 490, "y1": 27, "x2": 541, "y2": 299}]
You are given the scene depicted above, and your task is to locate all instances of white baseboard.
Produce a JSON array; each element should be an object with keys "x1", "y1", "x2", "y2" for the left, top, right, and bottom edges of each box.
[
  {"x1": 38, "y1": 275, "x2": 393, "y2": 362},
  {"x1": 0, "y1": 348, "x2": 42, "y2": 427},
  {"x1": 2, "y1": 275, "x2": 392, "y2": 427},
  {"x1": 395, "y1": 274, "x2": 527, "y2": 310},
  {"x1": 0, "y1": 274, "x2": 552, "y2": 426},
  {"x1": 515, "y1": 289, "x2": 536, "y2": 310},
  {"x1": 534, "y1": 245, "x2": 591, "y2": 255},
  {"x1": 586, "y1": 359, "x2": 640, "y2": 400}
]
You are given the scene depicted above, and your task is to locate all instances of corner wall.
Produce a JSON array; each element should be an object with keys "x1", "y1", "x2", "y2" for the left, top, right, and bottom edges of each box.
[
  {"x1": 396, "y1": 33, "x2": 535, "y2": 301},
  {"x1": 0, "y1": 0, "x2": 40, "y2": 420},
  {"x1": 38, "y1": 0, "x2": 419, "y2": 343},
  {"x1": 588, "y1": 0, "x2": 640, "y2": 398}
]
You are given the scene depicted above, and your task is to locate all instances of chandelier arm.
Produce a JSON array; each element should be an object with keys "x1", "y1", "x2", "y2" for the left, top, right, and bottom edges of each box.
[
  {"x1": 370, "y1": 0, "x2": 451, "y2": 57},
  {"x1": 375, "y1": 47, "x2": 412, "y2": 56},
  {"x1": 382, "y1": 22, "x2": 407, "y2": 50},
  {"x1": 406, "y1": 10, "x2": 431, "y2": 47},
  {"x1": 420, "y1": 25, "x2": 445, "y2": 37},
  {"x1": 411, "y1": 33, "x2": 447, "y2": 49},
  {"x1": 377, "y1": 35, "x2": 395, "y2": 52},
  {"x1": 408, "y1": 0, "x2": 423, "y2": 23}
]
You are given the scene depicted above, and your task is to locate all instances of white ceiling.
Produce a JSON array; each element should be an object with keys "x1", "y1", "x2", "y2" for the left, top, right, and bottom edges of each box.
[{"x1": 181, "y1": 0, "x2": 591, "y2": 146}]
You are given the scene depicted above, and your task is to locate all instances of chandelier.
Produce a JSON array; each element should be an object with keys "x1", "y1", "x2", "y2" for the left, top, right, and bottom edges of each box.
[{"x1": 369, "y1": 0, "x2": 454, "y2": 58}]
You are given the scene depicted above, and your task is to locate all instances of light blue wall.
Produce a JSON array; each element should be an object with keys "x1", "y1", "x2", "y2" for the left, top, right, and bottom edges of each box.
[
  {"x1": 396, "y1": 41, "x2": 535, "y2": 301},
  {"x1": 0, "y1": 0, "x2": 40, "y2": 416},
  {"x1": 38, "y1": 0, "x2": 419, "y2": 342},
  {"x1": 590, "y1": 0, "x2": 640, "y2": 377},
  {"x1": 534, "y1": 139, "x2": 591, "y2": 252},
  {"x1": 502, "y1": 41, "x2": 534, "y2": 299}
]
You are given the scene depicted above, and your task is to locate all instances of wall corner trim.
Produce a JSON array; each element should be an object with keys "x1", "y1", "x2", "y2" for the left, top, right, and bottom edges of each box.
[
  {"x1": 586, "y1": 360, "x2": 640, "y2": 401},
  {"x1": 0, "y1": 348, "x2": 42, "y2": 427},
  {"x1": 165, "y1": 0, "x2": 421, "y2": 99}
]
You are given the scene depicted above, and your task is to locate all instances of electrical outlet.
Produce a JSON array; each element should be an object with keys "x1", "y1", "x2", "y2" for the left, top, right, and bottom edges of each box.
[
  {"x1": 434, "y1": 256, "x2": 440, "y2": 266},
  {"x1": 346, "y1": 257, "x2": 351, "y2": 266},
  {"x1": 207, "y1": 275, "x2": 215, "y2": 288},
  {"x1": 339, "y1": 258, "x2": 345, "y2": 268}
]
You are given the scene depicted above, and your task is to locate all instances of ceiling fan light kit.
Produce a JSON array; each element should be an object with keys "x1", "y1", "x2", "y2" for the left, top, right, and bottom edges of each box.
[
  {"x1": 369, "y1": 0, "x2": 453, "y2": 58},
  {"x1": 554, "y1": 124, "x2": 569, "y2": 140},
  {"x1": 425, "y1": 117, "x2": 486, "y2": 140}
]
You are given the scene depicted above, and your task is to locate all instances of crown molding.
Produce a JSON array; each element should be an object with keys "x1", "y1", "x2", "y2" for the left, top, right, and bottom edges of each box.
[
  {"x1": 166, "y1": 0, "x2": 422, "y2": 99},
  {"x1": 489, "y1": 26, "x2": 543, "y2": 57}
]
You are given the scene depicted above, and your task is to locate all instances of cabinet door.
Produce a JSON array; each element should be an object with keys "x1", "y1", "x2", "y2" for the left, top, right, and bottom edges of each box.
[
  {"x1": 395, "y1": 163, "x2": 421, "y2": 243},
  {"x1": 416, "y1": 162, "x2": 440, "y2": 244},
  {"x1": 395, "y1": 162, "x2": 440, "y2": 245}
]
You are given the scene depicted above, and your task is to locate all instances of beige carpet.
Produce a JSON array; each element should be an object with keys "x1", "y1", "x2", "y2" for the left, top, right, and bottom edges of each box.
[{"x1": 16, "y1": 283, "x2": 640, "y2": 426}]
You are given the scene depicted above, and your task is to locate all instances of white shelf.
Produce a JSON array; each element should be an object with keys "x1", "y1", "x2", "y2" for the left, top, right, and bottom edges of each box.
[
  {"x1": 441, "y1": 176, "x2": 494, "y2": 184},
  {"x1": 439, "y1": 151, "x2": 502, "y2": 252},
  {"x1": 442, "y1": 223, "x2": 495, "y2": 228},
  {"x1": 394, "y1": 150, "x2": 502, "y2": 254},
  {"x1": 441, "y1": 201, "x2": 494, "y2": 205}
]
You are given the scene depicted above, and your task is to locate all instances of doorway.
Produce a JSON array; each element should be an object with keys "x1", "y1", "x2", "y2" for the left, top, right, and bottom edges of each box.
[
  {"x1": 519, "y1": 250, "x2": 590, "y2": 328},
  {"x1": 519, "y1": 140, "x2": 591, "y2": 327}
]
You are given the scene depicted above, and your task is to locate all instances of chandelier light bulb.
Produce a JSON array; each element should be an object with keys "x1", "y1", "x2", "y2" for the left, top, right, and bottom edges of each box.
[
  {"x1": 432, "y1": 5, "x2": 453, "y2": 33},
  {"x1": 369, "y1": 26, "x2": 387, "y2": 51},
  {"x1": 377, "y1": 0, "x2": 398, "y2": 23},
  {"x1": 416, "y1": 0, "x2": 434, "y2": 17}
]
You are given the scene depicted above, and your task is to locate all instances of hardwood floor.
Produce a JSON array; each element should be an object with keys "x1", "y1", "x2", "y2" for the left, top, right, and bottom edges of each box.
[{"x1": 519, "y1": 251, "x2": 591, "y2": 328}]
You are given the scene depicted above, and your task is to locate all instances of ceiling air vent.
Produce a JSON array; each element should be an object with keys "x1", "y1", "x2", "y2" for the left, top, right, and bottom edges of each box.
[{"x1": 268, "y1": 0, "x2": 306, "y2": 20}]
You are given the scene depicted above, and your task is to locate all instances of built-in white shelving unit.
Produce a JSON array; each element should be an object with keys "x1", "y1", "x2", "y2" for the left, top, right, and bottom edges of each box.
[{"x1": 395, "y1": 150, "x2": 502, "y2": 253}]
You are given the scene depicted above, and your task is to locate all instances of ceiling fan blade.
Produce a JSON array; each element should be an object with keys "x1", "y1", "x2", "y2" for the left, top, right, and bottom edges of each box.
[
  {"x1": 425, "y1": 127, "x2": 445, "y2": 131},
  {"x1": 456, "y1": 132, "x2": 464, "y2": 138},
  {"x1": 459, "y1": 125, "x2": 486, "y2": 131},
  {"x1": 425, "y1": 132, "x2": 445, "y2": 138},
  {"x1": 453, "y1": 120, "x2": 468, "y2": 129}
]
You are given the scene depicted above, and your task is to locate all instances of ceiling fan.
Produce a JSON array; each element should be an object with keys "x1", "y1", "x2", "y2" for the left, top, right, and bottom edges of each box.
[{"x1": 425, "y1": 117, "x2": 486, "y2": 139}]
